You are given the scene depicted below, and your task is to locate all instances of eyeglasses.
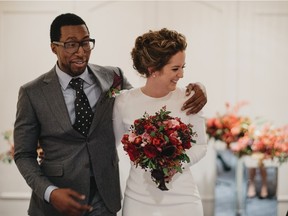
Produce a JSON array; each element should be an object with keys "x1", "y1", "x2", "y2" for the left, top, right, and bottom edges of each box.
[{"x1": 52, "y1": 39, "x2": 95, "y2": 54}]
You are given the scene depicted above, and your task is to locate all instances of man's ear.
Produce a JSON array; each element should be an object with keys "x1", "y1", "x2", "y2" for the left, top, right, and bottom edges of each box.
[{"x1": 51, "y1": 43, "x2": 57, "y2": 54}]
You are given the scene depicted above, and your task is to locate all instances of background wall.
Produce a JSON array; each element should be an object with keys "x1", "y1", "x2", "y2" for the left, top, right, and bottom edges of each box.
[{"x1": 0, "y1": 1, "x2": 287, "y2": 216}]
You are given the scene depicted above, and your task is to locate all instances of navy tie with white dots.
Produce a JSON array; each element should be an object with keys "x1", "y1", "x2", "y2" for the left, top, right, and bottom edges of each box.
[{"x1": 69, "y1": 78, "x2": 94, "y2": 136}]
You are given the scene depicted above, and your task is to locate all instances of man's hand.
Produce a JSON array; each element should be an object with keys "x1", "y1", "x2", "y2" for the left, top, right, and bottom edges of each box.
[
  {"x1": 50, "y1": 188, "x2": 92, "y2": 216},
  {"x1": 181, "y1": 83, "x2": 207, "y2": 115}
]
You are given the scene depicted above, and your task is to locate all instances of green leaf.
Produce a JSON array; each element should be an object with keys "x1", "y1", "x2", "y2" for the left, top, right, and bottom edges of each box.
[
  {"x1": 182, "y1": 154, "x2": 190, "y2": 163},
  {"x1": 164, "y1": 135, "x2": 169, "y2": 142},
  {"x1": 175, "y1": 166, "x2": 182, "y2": 173},
  {"x1": 148, "y1": 160, "x2": 156, "y2": 169},
  {"x1": 163, "y1": 168, "x2": 168, "y2": 176}
]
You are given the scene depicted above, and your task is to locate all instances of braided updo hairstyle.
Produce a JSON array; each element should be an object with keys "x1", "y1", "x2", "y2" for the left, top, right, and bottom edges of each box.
[{"x1": 131, "y1": 28, "x2": 187, "y2": 77}]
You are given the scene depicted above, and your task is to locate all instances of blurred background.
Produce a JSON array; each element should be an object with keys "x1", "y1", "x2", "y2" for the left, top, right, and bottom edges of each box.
[{"x1": 0, "y1": 1, "x2": 287, "y2": 215}]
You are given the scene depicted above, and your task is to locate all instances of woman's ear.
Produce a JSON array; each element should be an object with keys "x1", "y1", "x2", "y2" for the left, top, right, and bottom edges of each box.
[
  {"x1": 148, "y1": 67, "x2": 153, "y2": 74},
  {"x1": 148, "y1": 67, "x2": 156, "y2": 77}
]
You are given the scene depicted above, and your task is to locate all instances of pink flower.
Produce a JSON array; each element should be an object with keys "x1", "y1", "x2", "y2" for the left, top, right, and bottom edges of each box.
[{"x1": 164, "y1": 119, "x2": 180, "y2": 129}]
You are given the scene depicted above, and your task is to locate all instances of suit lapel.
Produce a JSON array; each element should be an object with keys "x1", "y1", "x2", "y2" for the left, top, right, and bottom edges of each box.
[
  {"x1": 41, "y1": 68, "x2": 75, "y2": 135},
  {"x1": 88, "y1": 64, "x2": 114, "y2": 92},
  {"x1": 87, "y1": 65, "x2": 115, "y2": 135},
  {"x1": 40, "y1": 65, "x2": 116, "y2": 137}
]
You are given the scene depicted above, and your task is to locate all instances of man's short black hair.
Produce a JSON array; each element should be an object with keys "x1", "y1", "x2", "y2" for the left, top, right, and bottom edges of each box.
[{"x1": 50, "y1": 13, "x2": 89, "y2": 42}]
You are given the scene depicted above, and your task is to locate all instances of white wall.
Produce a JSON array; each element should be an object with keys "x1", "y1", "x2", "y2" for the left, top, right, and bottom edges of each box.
[{"x1": 0, "y1": 1, "x2": 288, "y2": 216}]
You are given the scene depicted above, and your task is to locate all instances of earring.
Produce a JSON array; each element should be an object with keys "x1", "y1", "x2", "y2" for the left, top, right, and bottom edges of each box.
[{"x1": 152, "y1": 74, "x2": 156, "y2": 78}]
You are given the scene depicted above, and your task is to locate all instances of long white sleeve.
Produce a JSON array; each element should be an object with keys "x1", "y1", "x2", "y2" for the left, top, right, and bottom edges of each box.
[
  {"x1": 112, "y1": 91, "x2": 127, "y2": 147},
  {"x1": 185, "y1": 112, "x2": 208, "y2": 167}
]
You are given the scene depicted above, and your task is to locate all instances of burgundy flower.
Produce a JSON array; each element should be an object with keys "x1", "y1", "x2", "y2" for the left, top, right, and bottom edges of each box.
[
  {"x1": 126, "y1": 145, "x2": 140, "y2": 162},
  {"x1": 169, "y1": 135, "x2": 181, "y2": 146},
  {"x1": 144, "y1": 145, "x2": 158, "y2": 158},
  {"x1": 182, "y1": 140, "x2": 192, "y2": 149}
]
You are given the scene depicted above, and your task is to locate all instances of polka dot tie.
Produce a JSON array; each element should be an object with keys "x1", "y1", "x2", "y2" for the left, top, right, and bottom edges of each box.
[{"x1": 69, "y1": 78, "x2": 94, "y2": 136}]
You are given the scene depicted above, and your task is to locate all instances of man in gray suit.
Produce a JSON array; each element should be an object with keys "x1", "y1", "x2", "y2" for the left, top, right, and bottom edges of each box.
[{"x1": 13, "y1": 13, "x2": 207, "y2": 216}]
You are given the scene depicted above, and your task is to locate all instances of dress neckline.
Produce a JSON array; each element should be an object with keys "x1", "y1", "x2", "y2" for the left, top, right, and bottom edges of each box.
[{"x1": 137, "y1": 87, "x2": 173, "y2": 101}]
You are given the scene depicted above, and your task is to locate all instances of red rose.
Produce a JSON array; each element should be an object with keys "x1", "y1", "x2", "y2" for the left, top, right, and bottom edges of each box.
[
  {"x1": 145, "y1": 124, "x2": 156, "y2": 133},
  {"x1": 152, "y1": 137, "x2": 164, "y2": 146},
  {"x1": 182, "y1": 140, "x2": 192, "y2": 149},
  {"x1": 134, "y1": 136, "x2": 142, "y2": 145},
  {"x1": 121, "y1": 134, "x2": 130, "y2": 145},
  {"x1": 169, "y1": 135, "x2": 181, "y2": 146},
  {"x1": 125, "y1": 145, "x2": 140, "y2": 162},
  {"x1": 165, "y1": 129, "x2": 175, "y2": 136},
  {"x1": 144, "y1": 145, "x2": 157, "y2": 158}
]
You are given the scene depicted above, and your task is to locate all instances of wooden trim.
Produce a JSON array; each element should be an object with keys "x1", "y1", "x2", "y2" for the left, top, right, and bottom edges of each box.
[
  {"x1": 0, "y1": 192, "x2": 30, "y2": 200},
  {"x1": 278, "y1": 195, "x2": 288, "y2": 202}
]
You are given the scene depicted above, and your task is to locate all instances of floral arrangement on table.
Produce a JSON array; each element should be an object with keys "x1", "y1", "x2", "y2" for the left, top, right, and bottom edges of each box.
[
  {"x1": 273, "y1": 125, "x2": 288, "y2": 163},
  {"x1": 121, "y1": 106, "x2": 196, "y2": 191},
  {"x1": 206, "y1": 102, "x2": 251, "y2": 148},
  {"x1": 1, "y1": 129, "x2": 44, "y2": 164},
  {"x1": 230, "y1": 124, "x2": 288, "y2": 165},
  {"x1": 206, "y1": 102, "x2": 288, "y2": 165},
  {"x1": 0, "y1": 130, "x2": 14, "y2": 163}
]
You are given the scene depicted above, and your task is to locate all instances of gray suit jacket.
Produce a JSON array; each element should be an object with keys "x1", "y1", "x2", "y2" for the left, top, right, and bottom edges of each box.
[{"x1": 13, "y1": 64, "x2": 132, "y2": 216}]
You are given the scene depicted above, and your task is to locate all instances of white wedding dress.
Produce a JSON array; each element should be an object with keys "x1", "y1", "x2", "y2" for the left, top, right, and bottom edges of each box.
[{"x1": 113, "y1": 87, "x2": 208, "y2": 216}]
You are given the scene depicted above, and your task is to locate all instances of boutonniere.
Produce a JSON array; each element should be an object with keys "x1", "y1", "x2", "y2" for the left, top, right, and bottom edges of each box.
[
  {"x1": 107, "y1": 72, "x2": 122, "y2": 98},
  {"x1": 107, "y1": 87, "x2": 120, "y2": 98}
]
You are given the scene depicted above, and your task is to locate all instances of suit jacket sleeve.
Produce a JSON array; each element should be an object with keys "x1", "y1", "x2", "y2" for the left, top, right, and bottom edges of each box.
[
  {"x1": 116, "y1": 67, "x2": 133, "y2": 90},
  {"x1": 14, "y1": 85, "x2": 53, "y2": 200}
]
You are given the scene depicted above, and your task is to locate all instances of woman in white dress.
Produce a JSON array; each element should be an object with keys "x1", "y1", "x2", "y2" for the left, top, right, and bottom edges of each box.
[{"x1": 113, "y1": 28, "x2": 208, "y2": 216}]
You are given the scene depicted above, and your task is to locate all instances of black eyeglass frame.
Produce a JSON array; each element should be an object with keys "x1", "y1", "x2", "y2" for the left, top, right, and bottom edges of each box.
[{"x1": 52, "y1": 39, "x2": 95, "y2": 53}]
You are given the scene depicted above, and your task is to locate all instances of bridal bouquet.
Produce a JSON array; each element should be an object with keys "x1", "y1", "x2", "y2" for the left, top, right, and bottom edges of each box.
[{"x1": 121, "y1": 106, "x2": 196, "y2": 191}]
